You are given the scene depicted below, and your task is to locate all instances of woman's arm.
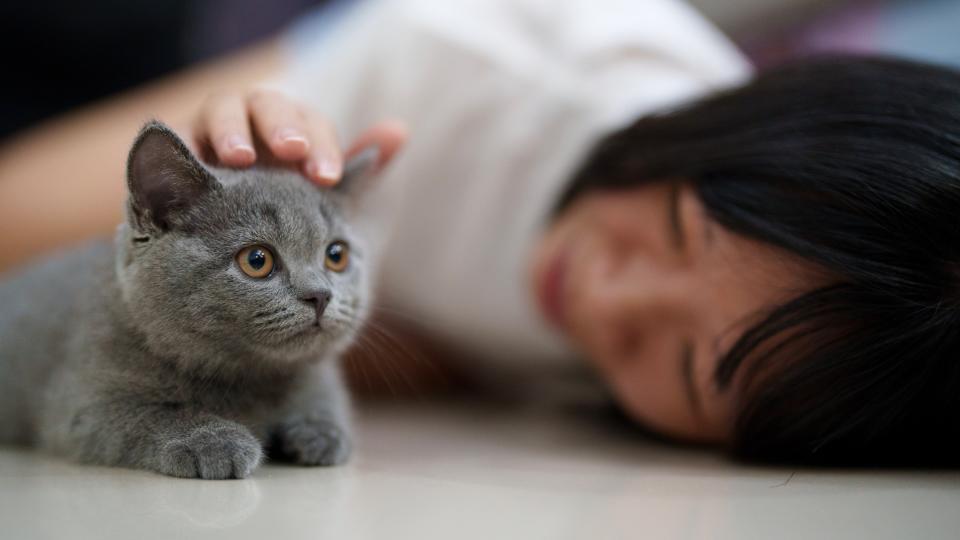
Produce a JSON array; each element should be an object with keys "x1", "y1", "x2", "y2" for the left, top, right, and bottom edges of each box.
[
  {"x1": 0, "y1": 39, "x2": 460, "y2": 396},
  {"x1": 0, "y1": 41, "x2": 283, "y2": 272}
]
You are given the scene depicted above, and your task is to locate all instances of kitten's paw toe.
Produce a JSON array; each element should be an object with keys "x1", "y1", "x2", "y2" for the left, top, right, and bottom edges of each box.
[
  {"x1": 159, "y1": 424, "x2": 262, "y2": 479},
  {"x1": 278, "y1": 420, "x2": 351, "y2": 466}
]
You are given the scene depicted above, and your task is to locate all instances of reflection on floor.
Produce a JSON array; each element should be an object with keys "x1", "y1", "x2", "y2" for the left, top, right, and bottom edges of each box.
[{"x1": 2, "y1": 398, "x2": 958, "y2": 540}]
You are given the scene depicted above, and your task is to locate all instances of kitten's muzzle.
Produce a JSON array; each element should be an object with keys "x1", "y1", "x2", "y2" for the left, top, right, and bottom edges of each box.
[{"x1": 301, "y1": 289, "x2": 332, "y2": 325}]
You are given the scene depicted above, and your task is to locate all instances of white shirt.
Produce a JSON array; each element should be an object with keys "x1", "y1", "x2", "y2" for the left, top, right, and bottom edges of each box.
[{"x1": 277, "y1": 0, "x2": 751, "y2": 381}]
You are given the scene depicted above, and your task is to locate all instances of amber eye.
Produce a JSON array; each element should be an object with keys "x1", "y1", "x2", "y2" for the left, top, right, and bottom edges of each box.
[
  {"x1": 236, "y1": 245, "x2": 275, "y2": 278},
  {"x1": 324, "y1": 241, "x2": 350, "y2": 272}
]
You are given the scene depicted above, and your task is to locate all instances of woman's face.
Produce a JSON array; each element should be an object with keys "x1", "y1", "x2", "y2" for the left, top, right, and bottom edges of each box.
[{"x1": 530, "y1": 182, "x2": 815, "y2": 443}]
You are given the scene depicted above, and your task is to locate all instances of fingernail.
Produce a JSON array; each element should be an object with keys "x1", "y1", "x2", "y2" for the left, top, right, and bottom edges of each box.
[
  {"x1": 224, "y1": 134, "x2": 254, "y2": 157},
  {"x1": 304, "y1": 159, "x2": 319, "y2": 179},
  {"x1": 306, "y1": 157, "x2": 341, "y2": 181},
  {"x1": 275, "y1": 127, "x2": 309, "y2": 149},
  {"x1": 317, "y1": 157, "x2": 342, "y2": 180}
]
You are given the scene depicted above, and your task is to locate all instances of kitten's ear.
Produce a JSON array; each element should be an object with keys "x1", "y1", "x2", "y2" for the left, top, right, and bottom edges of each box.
[
  {"x1": 335, "y1": 146, "x2": 382, "y2": 201},
  {"x1": 126, "y1": 121, "x2": 220, "y2": 233}
]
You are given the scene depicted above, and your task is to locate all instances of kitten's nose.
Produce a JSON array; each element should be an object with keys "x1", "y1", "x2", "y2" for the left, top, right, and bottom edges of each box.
[{"x1": 301, "y1": 289, "x2": 332, "y2": 322}]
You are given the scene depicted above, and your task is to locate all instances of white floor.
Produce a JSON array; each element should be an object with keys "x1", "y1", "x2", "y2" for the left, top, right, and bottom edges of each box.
[{"x1": 1, "y1": 398, "x2": 958, "y2": 540}]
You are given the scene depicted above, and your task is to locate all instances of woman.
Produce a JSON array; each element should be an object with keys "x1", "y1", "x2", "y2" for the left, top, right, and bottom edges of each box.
[{"x1": 1, "y1": 0, "x2": 958, "y2": 465}]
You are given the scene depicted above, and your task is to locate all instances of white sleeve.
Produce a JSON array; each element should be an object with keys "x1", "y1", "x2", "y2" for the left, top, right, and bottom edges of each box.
[
  {"x1": 271, "y1": 0, "x2": 751, "y2": 142},
  {"x1": 270, "y1": 0, "x2": 440, "y2": 143},
  {"x1": 266, "y1": 0, "x2": 752, "y2": 366}
]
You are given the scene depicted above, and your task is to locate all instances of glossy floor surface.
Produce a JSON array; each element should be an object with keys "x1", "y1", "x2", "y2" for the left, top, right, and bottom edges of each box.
[{"x1": 2, "y1": 399, "x2": 958, "y2": 539}]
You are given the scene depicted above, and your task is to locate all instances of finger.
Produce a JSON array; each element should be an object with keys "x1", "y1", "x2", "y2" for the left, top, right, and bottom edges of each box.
[
  {"x1": 247, "y1": 89, "x2": 311, "y2": 161},
  {"x1": 300, "y1": 111, "x2": 344, "y2": 187},
  {"x1": 345, "y1": 119, "x2": 409, "y2": 171},
  {"x1": 196, "y1": 92, "x2": 256, "y2": 167}
]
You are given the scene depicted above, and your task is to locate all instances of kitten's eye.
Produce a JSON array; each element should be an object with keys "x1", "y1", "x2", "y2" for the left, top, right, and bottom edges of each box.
[
  {"x1": 325, "y1": 241, "x2": 350, "y2": 272},
  {"x1": 236, "y1": 245, "x2": 275, "y2": 278}
]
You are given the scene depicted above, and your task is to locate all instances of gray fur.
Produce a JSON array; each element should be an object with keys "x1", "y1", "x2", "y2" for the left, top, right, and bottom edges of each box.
[{"x1": 0, "y1": 122, "x2": 376, "y2": 479}]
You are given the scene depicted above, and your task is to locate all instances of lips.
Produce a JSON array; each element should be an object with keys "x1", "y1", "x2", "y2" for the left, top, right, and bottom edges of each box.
[{"x1": 538, "y1": 248, "x2": 569, "y2": 330}]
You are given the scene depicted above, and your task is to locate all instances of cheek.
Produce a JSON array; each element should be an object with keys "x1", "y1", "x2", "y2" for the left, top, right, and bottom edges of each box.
[
  {"x1": 595, "y1": 345, "x2": 698, "y2": 440},
  {"x1": 334, "y1": 268, "x2": 371, "y2": 311},
  {"x1": 208, "y1": 267, "x2": 293, "y2": 324},
  {"x1": 592, "y1": 341, "x2": 732, "y2": 443},
  {"x1": 608, "y1": 371, "x2": 718, "y2": 443}
]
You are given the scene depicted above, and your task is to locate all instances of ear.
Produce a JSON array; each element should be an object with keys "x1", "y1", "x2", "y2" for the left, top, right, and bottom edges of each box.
[
  {"x1": 335, "y1": 146, "x2": 382, "y2": 201},
  {"x1": 126, "y1": 121, "x2": 220, "y2": 233}
]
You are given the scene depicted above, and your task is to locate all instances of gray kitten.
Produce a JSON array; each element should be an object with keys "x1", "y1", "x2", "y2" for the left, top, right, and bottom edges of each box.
[{"x1": 0, "y1": 121, "x2": 378, "y2": 479}]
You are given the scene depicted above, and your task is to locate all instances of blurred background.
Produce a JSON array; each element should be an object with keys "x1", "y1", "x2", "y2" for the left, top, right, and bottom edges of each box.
[{"x1": 1, "y1": 0, "x2": 958, "y2": 141}]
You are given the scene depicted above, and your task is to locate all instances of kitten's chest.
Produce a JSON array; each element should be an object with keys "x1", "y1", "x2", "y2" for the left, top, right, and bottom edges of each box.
[{"x1": 166, "y1": 371, "x2": 297, "y2": 429}]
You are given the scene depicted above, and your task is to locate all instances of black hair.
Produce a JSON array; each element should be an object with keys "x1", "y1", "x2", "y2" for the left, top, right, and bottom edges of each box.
[{"x1": 561, "y1": 56, "x2": 960, "y2": 465}]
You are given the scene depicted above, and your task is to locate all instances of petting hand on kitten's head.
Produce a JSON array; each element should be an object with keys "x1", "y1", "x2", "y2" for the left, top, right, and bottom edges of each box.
[{"x1": 191, "y1": 89, "x2": 408, "y2": 187}]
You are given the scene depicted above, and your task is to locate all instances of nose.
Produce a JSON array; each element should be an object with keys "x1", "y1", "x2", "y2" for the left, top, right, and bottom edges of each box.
[{"x1": 301, "y1": 289, "x2": 332, "y2": 323}]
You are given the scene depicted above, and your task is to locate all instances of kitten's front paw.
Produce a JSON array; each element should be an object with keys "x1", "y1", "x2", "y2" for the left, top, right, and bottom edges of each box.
[
  {"x1": 276, "y1": 420, "x2": 351, "y2": 466},
  {"x1": 158, "y1": 423, "x2": 263, "y2": 479}
]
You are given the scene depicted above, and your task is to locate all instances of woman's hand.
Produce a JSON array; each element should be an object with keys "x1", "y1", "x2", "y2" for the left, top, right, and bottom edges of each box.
[{"x1": 192, "y1": 89, "x2": 408, "y2": 187}]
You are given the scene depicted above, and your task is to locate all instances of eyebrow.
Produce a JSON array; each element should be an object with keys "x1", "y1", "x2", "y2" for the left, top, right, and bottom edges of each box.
[
  {"x1": 669, "y1": 182, "x2": 717, "y2": 251},
  {"x1": 668, "y1": 182, "x2": 685, "y2": 250},
  {"x1": 681, "y1": 341, "x2": 703, "y2": 418}
]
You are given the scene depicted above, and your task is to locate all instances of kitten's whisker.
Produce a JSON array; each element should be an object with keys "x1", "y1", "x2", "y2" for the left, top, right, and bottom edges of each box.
[
  {"x1": 252, "y1": 306, "x2": 287, "y2": 319},
  {"x1": 353, "y1": 333, "x2": 411, "y2": 397},
  {"x1": 363, "y1": 320, "x2": 444, "y2": 380},
  {"x1": 345, "y1": 346, "x2": 374, "y2": 392},
  {"x1": 369, "y1": 305, "x2": 434, "y2": 326},
  {"x1": 362, "y1": 337, "x2": 401, "y2": 397},
  {"x1": 252, "y1": 311, "x2": 296, "y2": 327},
  {"x1": 253, "y1": 316, "x2": 308, "y2": 335},
  {"x1": 359, "y1": 322, "x2": 438, "y2": 397}
]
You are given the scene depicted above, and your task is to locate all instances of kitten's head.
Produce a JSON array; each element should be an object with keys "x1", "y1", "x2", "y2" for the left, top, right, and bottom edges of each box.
[{"x1": 116, "y1": 121, "x2": 378, "y2": 371}]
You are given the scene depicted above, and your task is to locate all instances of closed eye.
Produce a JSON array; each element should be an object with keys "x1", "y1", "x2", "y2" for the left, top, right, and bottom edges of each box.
[{"x1": 680, "y1": 341, "x2": 702, "y2": 418}]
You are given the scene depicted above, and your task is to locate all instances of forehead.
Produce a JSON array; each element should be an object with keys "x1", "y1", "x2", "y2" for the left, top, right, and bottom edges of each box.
[{"x1": 192, "y1": 169, "x2": 343, "y2": 251}]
